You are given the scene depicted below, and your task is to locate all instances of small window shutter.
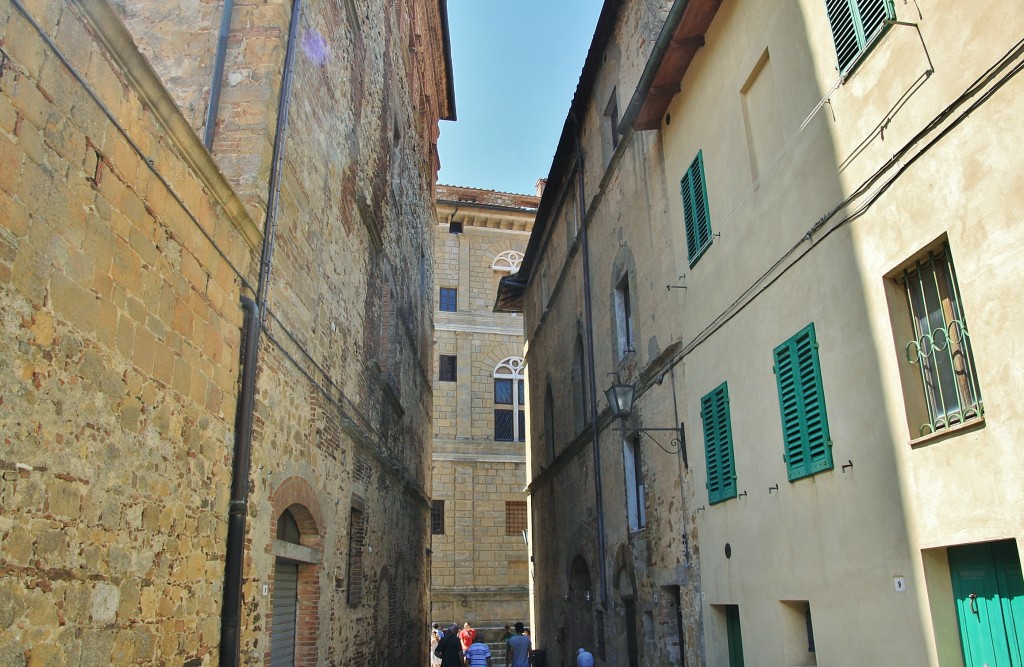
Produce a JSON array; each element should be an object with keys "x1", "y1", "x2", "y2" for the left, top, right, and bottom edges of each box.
[
  {"x1": 825, "y1": 0, "x2": 895, "y2": 73},
  {"x1": 857, "y1": 0, "x2": 893, "y2": 45},
  {"x1": 681, "y1": 172, "x2": 699, "y2": 260},
  {"x1": 824, "y1": 0, "x2": 859, "y2": 71},
  {"x1": 692, "y1": 152, "x2": 711, "y2": 251},
  {"x1": 701, "y1": 382, "x2": 736, "y2": 504},
  {"x1": 681, "y1": 151, "x2": 712, "y2": 264},
  {"x1": 774, "y1": 323, "x2": 833, "y2": 481}
]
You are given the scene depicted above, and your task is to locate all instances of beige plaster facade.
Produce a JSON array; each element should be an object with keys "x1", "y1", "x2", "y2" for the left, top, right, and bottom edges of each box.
[
  {"x1": 0, "y1": 0, "x2": 453, "y2": 665},
  {"x1": 501, "y1": 0, "x2": 1024, "y2": 666},
  {"x1": 430, "y1": 185, "x2": 536, "y2": 642}
]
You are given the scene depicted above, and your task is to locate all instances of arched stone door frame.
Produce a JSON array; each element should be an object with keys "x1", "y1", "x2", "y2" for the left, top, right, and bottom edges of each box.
[{"x1": 269, "y1": 476, "x2": 324, "y2": 666}]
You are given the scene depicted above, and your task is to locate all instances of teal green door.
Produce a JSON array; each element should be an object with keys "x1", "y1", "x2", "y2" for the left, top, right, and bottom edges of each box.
[
  {"x1": 725, "y1": 605, "x2": 745, "y2": 667},
  {"x1": 949, "y1": 540, "x2": 1024, "y2": 666}
]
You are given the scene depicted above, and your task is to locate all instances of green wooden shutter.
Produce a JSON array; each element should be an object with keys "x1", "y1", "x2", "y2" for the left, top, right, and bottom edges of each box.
[
  {"x1": 824, "y1": 0, "x2": 895, "y2": 73},
  {"x1": 701, "y1": 382, "x2": 736, "y2": 504},
  {"x1": 680, "y1": 151, "x2": 712, "y2": 267},
  {"x1": 774, "y1": 324, "x2": 833, "y2": 481}
]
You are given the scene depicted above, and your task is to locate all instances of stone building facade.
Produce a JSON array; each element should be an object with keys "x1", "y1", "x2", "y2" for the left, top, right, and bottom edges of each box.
[
  {"x1": 0, "y1": 0, "x2": 453, "y2": 665},
  {"x1": 499, "y1": 0, "x2": 1024, "y2": 665},
  {"x1": 429, "y1": 184, "x2": 536, "y2": 639}
]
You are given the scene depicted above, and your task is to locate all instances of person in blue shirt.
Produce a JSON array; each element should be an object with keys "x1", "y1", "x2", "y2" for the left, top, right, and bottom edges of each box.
[
  {"x1": 464, "y1": 635, "x2": 492, "y2": 667},
  {"x1": 576, "y1": 647, "x2": 595, "y2": 667},
  {"x1": 505, "y1": 622, "x2": 531, "y2": 667}
]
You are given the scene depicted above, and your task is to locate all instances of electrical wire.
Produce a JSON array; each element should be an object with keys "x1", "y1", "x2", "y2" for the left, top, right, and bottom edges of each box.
[{"x1": 661, "y1": 34, "x2": 1024, "y2": 377}]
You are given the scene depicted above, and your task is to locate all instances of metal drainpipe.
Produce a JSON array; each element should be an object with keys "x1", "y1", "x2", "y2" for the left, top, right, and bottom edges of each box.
[
  {"x1": 219, "y1": 296, "x2": 259, "y2": 666},
  {"x1": 569, "y1": 113, "x2": 609, "y2": 611},
  {"x1": 219, "y1": 1, "x2": 303, "y2": 664},
  {"x1": 204, "y1": 0, "x2": 235, "y2": 149}
]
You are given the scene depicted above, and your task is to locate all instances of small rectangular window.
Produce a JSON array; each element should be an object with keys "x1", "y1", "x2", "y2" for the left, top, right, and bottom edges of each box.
[
  {"x1": 604, "y1": 89, "x2": 620, "y2": 151},
  {"x1": 681, "y1": 151, "x2": 712, "y2": 267},
  {"x1": 779, "y1": 600, "x2": 816, "y2": 664},
  {"x1": 439, "y1": 287, "x2": 457, "y2": 312},
  {"x1": 346, "y1": 504, "x2": 366, "y2": 606},
  {"x1": 615, "y1": 275, "x2": 634, "y2": 356},
  {"x1": 823, "y1": 0, "x2": 895, "y2": 73},
  {"x1": 439, "y1": 355, "x2": 457, "y2": 382},
  {"x1": 773, "y1": 323, "x2": 833, "y2": 481},
  {"x1": 505, "y1": 500, "x2": 527, "y2": 535},
  {"x1": 495, "y1": 409, "x2": 515, "y2": 441},
  {"x1": 431, "y1": 500, "x2": 445, "y2": 535},
  {"x1": 623, "y1": 437, "x2": 646, "y2": 531}
]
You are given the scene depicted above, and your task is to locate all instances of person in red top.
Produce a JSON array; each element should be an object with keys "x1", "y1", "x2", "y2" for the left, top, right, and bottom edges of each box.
[{"x1": 458, "y1": 622, "x2": 477, "y2": 652}]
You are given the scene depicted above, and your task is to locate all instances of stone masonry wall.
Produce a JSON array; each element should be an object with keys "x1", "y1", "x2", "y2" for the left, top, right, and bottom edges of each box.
[
  {"x1": 0, "y1": 0, "x2": 448, "y2": 665},
  {"x1": 431, "y1": 192, "x2": 534, "y2": 637},
  {"x1": 0, "y1": 2, "x2": 255, "y2": 664}
]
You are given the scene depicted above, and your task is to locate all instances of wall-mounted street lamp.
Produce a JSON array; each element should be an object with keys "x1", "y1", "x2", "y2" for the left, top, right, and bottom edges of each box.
[{"x1": 605, "y1": 378, "x2": 687, "y2": 464}]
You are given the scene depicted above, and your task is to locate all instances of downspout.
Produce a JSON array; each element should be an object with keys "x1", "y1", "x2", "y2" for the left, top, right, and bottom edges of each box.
[
  {"x1": 219, "y1": 296, "x2": 259, "y2": 665},
  {"x1": 204, "y1": 0, "x2": 235, "y2": 149},
  {"x1": 569, "y1": 113, "x2": 609, "y2": 611},
  {"x1": 220, "y1": 2, "x2": 303, "y2": 664}
]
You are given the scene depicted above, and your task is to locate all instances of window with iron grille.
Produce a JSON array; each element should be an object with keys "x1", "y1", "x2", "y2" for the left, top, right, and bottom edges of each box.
[
  {"x1": 773, "y1": 323, "x2": 833, "y2": 481},
  {"x1": 505, "y1": 501, "x2": 527, "y2": 535},
  {"x1": 898, "y1": 242, "x2": 983, "y2": 436},
  {"x1": 439, "y1": 354, "x2": 457, "y2": 382},
  {"x1": 494, "y1": 356, "x2": 526, "y2": 442},
  {"x1": 701, "y1": 382, "x2": 737, "y2": 504},
  {"x1": 823, "y1": 0, "x2": 894, "y2": 74},
  {"x1": 431, "y1": 500, "x2": 445, "y2": 535},
  {"x1": 439, "y1": 287, "x2": 457, "y2": 312},
  {"x1": 680, "y1": 151, "x2": 712, "y2": 267}
]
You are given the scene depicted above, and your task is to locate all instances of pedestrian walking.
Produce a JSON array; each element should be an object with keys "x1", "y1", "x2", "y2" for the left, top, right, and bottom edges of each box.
[
  {"x1": 464, "y1": 634, "x2": 493, "y2": 667},
  {"x1": 576, "y1": 647, "x2": 595, "y2": 667},
  {"x1": 505, "y1": 621, "x2": 531, "y2": 667},
  {"x1": 458, "y1": 622, "x2": 477, "y2": 652},
  {"x1": 429, "y1": 623, "x2": 442, "y2": 667},
  {"x1": 434, "y1": 623, "x2": 464, "y2": 667}
]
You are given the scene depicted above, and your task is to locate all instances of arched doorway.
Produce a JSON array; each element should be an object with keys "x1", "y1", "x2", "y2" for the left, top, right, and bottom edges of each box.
[
  {"x1": 569, "y1": 555, "x2": 596, "y2": 657},
  {"x1": 615, "y1": 556, "x2": 640, "y2": 667},
  {"x1": 269, "y1": 485, "x2": 322, "y2": 667},
  {"x1": 271, "y1": 509, "x2": 302, "y2": 666}
]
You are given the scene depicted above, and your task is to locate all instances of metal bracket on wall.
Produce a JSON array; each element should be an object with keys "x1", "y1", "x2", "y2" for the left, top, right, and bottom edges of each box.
[{"x1": 666, "y1": 275, "x2": 686, "y2": 290}]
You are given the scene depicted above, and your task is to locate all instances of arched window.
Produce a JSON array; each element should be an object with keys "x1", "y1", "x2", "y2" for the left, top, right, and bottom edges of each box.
[
  {"x1": 491, "y1": 250, "x2": 525, "y2": 272},
  {"x1": 494, "y1": 356, "x2": 526, "y2": 442},
  {"x1": 492, "y1": 250, "x2": 525, "y2": 301}
]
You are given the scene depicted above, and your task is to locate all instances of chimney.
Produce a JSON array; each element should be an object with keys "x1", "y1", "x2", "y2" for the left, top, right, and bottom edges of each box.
[{"x1": 535, "y1": 178, "x2": 547, "y2": 198}]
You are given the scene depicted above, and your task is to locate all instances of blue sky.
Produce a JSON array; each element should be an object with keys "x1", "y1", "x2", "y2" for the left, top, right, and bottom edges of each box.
[{"x1": 438, "y1": 1, "x2": 604, "y2": 195}]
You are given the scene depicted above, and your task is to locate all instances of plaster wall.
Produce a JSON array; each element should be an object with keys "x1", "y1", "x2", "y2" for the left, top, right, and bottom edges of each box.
[{"x1": 656, "y1": 0, "x2": 1024, "y2": 664}]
